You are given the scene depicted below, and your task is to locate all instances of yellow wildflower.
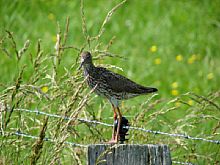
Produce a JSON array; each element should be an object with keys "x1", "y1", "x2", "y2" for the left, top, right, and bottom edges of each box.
[
  {"x1": 188, "y1": 100, "x2": 194, "y2": 106},
  {"x1": 207, "y1": 73, "x2": 214, "y2": 80},
  {"x1": 171, "y1": 89, "x2": 179, "y2": 96},
  {"x1": 154, "y1": 58, "x2": 161, "y2": 65},
  {"x1": 187, "y1": 54, "x2": 197, "y2": 64},
  {"x1": 41, "y1": 86, "x2": 49, "y2": 93},
  {"x1": 48, "y1": 13, "x2": 55, "y2": 20},
  {"x1": 175, "y1": 101, "x2": 181, "y2": 107},
  {"x1": 187, "y1": 57, "x2": 194, "y2": 64},
  {"x1": 171, "y1": 82, "x2": 178, "y2": 89},
  {"x1": 176, "y1": 54, "x2": 183, "y2": 62},
  {"x1": 191, "y1": 54, "x2": 197, "y2": 60},
  {"x1": 150, "y1": 45, "x2": 157, "y2": 53}
]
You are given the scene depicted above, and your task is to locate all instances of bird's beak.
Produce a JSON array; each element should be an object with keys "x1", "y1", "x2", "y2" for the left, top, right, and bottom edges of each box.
[
  {"x1": 78, "y1": 58, "x2": 84, "y2": 70},
  {"x1": 78, "y1": 62, "x2": 83, "y2": 70}
]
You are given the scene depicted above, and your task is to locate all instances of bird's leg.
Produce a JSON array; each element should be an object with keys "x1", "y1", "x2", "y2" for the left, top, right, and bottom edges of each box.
[
  {"x1": 106, "y1": 104, "x2": 118, "y2": 144},
  {"x1": 115, "y1": 107, "x2": 122, "y2": 142},
  {"x1": 111, "y1": 104, "x2": 117, "y2": 140}
]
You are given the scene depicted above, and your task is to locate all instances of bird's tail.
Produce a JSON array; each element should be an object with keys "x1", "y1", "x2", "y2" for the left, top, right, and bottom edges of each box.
[
  {"x1": 145, "y1": 87, "x2": 158, "y2": 93},
  {"x1": 138, "y1": 86, "x2": 158, "y2": 94}
]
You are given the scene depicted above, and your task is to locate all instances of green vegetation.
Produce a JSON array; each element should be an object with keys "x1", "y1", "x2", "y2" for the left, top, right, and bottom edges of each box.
[{"x1": 0, "y1": 0, "x2": 219, "y2": 164}]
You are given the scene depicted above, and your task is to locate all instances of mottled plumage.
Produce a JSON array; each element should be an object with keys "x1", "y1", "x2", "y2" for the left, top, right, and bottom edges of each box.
[{"x1": 80, "y1": 51, "x2": 158, "y2": 143}]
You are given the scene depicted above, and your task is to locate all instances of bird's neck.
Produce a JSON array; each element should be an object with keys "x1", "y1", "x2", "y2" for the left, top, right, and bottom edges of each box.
[{"x1": 83, "y1": 63, "x2": 95, "y2": 76}]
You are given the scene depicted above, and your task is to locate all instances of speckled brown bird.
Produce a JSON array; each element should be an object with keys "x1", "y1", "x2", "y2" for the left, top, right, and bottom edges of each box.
[{"x1": 80, "y1": 51, "x2": 158, "y2": 143}]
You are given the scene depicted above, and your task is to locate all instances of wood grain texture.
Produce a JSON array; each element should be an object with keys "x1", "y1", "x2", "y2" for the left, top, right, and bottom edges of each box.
[{"x1": 88, "y1": 144, "x2": 172, "y2": 165}]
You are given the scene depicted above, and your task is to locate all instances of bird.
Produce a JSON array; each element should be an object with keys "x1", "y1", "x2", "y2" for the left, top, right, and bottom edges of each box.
[{"x1": 79, "y1": 51, "x2": 158, "y2": 143}]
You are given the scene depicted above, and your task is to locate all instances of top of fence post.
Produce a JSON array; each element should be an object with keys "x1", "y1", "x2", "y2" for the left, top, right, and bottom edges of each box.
[{"x1": 87, "y1": 144, "x2": 172, "y2": 165}]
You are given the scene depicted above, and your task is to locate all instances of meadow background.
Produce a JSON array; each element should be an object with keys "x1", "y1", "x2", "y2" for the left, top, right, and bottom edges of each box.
[{"x1": 0, "y1": 0, "x2": 220, "y2": 164}]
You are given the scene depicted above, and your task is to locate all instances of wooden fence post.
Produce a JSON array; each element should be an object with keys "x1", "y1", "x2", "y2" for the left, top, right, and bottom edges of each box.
[{"x1": 88, "y1": 144, "x2": 172, "y2": 165}]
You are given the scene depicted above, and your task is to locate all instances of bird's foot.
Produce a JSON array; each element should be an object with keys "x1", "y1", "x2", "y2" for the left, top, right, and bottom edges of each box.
[
  {"x1": 105, "y1": 139, "x2": 118, "y2": 144},
  {"x1": 105, "y1": 135, "x2": 119, "y2": 144}
]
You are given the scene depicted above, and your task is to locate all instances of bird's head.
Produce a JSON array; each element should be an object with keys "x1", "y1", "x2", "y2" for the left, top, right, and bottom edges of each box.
[{"x1": 79, "y1": 51, "x2": 93, "y2": 69}]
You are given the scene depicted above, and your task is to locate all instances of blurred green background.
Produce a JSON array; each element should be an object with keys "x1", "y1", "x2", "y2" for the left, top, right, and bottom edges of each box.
[
  {"x1": 1, "y1": 0, "x2": 219, "y2": 96},
  {"x1": 0, "y1": 0, "x2": 220, "y2": 164}
]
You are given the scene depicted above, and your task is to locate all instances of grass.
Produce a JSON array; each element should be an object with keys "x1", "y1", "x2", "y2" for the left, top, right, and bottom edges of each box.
[{"x1": 0, "y1": 0, "x2": 220, "y2": 164}]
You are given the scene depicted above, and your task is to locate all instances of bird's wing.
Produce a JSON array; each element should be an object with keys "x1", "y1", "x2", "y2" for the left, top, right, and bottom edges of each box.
[{"x1": 96, "y1": 67, "x2": 157, "y2": 94}]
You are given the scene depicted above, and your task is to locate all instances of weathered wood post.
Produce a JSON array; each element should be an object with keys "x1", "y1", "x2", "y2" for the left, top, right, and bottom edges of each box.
[{"x1": 88, "y1": 144, "x2": 172, "y2": 165}]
